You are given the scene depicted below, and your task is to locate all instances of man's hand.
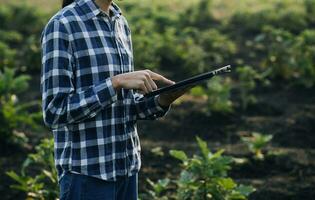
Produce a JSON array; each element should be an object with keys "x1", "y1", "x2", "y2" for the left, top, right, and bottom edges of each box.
[
  {"x1": 157, "y1": 85, "x2": 193, "y2": 107},
  {"x1": 111, "y1": 70, "x2": 175, "y2": 93}
]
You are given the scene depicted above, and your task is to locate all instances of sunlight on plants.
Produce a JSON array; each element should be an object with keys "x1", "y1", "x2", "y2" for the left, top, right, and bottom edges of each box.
[{"x1": 241, "y1": 132, "x2": 273, "y2": 160}]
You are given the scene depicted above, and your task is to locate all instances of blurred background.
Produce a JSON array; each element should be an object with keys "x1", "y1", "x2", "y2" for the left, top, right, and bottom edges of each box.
[{"x1": 0, "y1": 0, "x2": 315, "y2": 199}]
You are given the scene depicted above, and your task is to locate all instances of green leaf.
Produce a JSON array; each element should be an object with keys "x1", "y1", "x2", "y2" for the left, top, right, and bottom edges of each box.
[
  {"x1": 43, "y1": 170, "x2": 56, "y2": 183},
  {"x1": 236, "y1": 185, "x2": 256, "y2": 196},
  {"x1": 146, "y1": 178, "x2": 169, "y2": 196},
  {"x1": 21, "y1": 157, "x2": 32, "y2": 175},
  {"x1": 157, "y1": 178, "x2": 170, "y2": 188},
  {"x1": 6, "y1": 171, "x2": 26, "y2": 185},
  {"x1": 196, "y1": 136, "x2": 210, "y2": 159},
  {"x1": 228, "y1": 192, "x2": 247, "y2": 200},
  {"x1": 179, "y1": 170, "x2": 194, "y2": 185},
  {"x1": 169, "y1": 150, "x2": 188, "y2": 162},
  {"x1": 10, "y1": 185, "x2": 28, "y2": 192},
  {"x1": 218, "y1": 178, "x2": 237, "y2": 190},
  {"x1": 146, "y1": 178, "x2": 155, "y2": 187},
  {"x1": 210, "y1": 149, "x2": 225, "y2": 160},
  {"x1": 151, "y1": 146, "x2": 164, "y2": 157}
]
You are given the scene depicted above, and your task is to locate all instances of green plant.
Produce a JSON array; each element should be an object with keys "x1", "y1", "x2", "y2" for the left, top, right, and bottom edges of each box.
[
  {"x1": 6, "y1": 138, "x2": 59, "y2": 200},
  {"x1": 304, "y1": 0, "x2": 315, "y2": 25},
  {"x1": 0, "y1": 41, "x2": 16, "y2": 69},
  {"x1": 197, "y1": 29, "x2": 236, "y2": 67},
  {"x1": 143, "y1": 137, "x2": 255, "y2": 200},
  {"x1": 228, "y1": 3, "x2": 307, "y2": 36},
  {"x1": 190, "y1": 86, "x2": 208, "y2": 98},
  {"x1": 0, "y1": 67, "x2": 41, "y2": 146},
  {"x1": 145, "y1": 178, "x2": 170, "y2": 200},
  {"x1": 241, "y1": 132, "x2": 273, "y2": 160},
  {"x1": 170, "y1": 28, "x2": 236, "y2": 79},
  {"x1": 189, "y1": 77, "x2": 233, "y2": 114},
  {"x1": 0, "y1": 4, "x2": 46, "y2": 72},
  {"x1": 252, "y1": 26, "x2": 315, "y2": 88},
  {"x1": 294, "y1": 30, "x2": 315, "y2": 88},
  {"x1": 132, "y1": 18, "x2": 163, "y2": 71},
  {"x1": 206, "y1": 77, "x2": 233, "y2": 114},
  {"x1": 0, "y1": 67, "x2": 29, "y2": 98},
  {"x1": 255, "y1": 26, "x2": 297, "y2": 80},
  {"x1": 180, "y1": 0, "x2": 215, "y2": 30},
  {"x1": 169, "y1": 137, "x2": 255, "y2": 200},
  {"x1": 236, "y1": 66, "x2": 270, "y2": 110}
]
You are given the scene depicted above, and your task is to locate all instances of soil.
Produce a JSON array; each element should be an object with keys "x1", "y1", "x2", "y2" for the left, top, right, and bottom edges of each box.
[
  {"x1": 1, "y1": 84, "x2": 314, "y2": 200},
  {"x1": 137, "y1": 85, "x2": 315, "y2": 200}
]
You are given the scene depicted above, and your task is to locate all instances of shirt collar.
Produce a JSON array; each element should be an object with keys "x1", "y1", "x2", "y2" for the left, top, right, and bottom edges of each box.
[{"x1": 76, "y1": 0, "x2": 122, "y2": 20}]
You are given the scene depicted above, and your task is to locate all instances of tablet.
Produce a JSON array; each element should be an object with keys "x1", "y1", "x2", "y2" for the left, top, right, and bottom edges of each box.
[{"x1": 144, "y1": 65, "x2": 232, "y2": 98}]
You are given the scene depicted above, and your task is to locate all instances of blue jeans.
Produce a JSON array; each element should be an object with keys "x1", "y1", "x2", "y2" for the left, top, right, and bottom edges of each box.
[{"x1": 59, "y1": 172, "x2": 138, "y2": 200}]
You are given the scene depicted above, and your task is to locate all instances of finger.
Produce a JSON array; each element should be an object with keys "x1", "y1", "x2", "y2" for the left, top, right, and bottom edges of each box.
[
  {"x1": 139, "y1": 82, "x2": 149, "y2": 94},
  {"x1": 143, "y1": 77, "x2": 153, "y2": 92},
  {"x1": 147, "y1": 76, "x2": 158, "y2": 90},
  {"x1": 147, "y1": 71, "x2": 175, "y2": 85}
]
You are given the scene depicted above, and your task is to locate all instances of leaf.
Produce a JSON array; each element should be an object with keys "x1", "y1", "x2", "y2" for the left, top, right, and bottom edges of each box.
[
  {"x1": 21, "y1": 157, "x2": 32, "y2": 176},
  {"x1": 158, "y1": 178, "x2": 170, "y2": 188},
  {"x1": 217, "y1": 178, "x2": 236, "y2": 190},
  {"x1": 151, "y1": 146, "x2": 164, "y2": 157},
  {"x1": 6, "y1": 171, "x2": 26, "y2": 185},
  {"x1": 255, "y1": 34, "x2": 266, "y2": 42},
  {"x1": 43, "y1": 170, "x2": 56, "y2": 183},
  {"x1": 146, "y1": 178, "x2": 169, "y2": 196},
  {"x1": 236, "y1": 185, "x2": 256, "y2": 196},
  {"x1": 11, "y1": 185, "x2": 28, "y2": 192},
  {"x1": 169, "y1": 150, "x2": 188, "y2": 162},
  {"x1": 228, "y1": 192, "x2": 247, "y2": 200},
  {"x1": 210, "y1": 149, "x2": 225, "y2": 160},
  {"x1": 196, "y1": 136, "x2": 210, "y2": 159},
  {"x1": 146, "y1": 178, "x2": 155, "y2": 187},
  {"x1": 179, "y1": 170, "x2": 194, "y2": 185},
  {"x1": 190, "y1": 86, "x2": 206, "y2": 97}
]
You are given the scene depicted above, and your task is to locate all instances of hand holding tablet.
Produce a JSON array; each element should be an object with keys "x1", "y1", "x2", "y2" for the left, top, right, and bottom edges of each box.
[{"x1": 145, "y1": 65, "x2": 232, "y2": 98}]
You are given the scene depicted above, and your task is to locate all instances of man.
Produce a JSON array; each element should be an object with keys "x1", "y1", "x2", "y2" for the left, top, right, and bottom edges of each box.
[{"x1": 40, "y1": 0, "x2": 188, "y2": 199}]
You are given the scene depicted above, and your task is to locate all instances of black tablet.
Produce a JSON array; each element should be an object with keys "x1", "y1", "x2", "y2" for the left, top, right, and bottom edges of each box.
[{"x1": 144, "y1": 65, "x2": 232, "y2": 98}]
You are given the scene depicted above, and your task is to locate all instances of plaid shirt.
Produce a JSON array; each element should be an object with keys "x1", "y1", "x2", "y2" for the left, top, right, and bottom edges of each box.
[{"x1": 40, "y1": 0, "x2": 168, "y2": 181}]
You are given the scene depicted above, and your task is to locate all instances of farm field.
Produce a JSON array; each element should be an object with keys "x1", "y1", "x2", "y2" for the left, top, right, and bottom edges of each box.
[{"x1": 0, "y1": 0, "x2": 315, "y2": 199}]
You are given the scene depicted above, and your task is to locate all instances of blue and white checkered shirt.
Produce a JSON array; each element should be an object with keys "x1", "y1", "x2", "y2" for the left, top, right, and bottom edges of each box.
[{"x1": 40, "y1": 0, "x2": 168, "y2": 181}]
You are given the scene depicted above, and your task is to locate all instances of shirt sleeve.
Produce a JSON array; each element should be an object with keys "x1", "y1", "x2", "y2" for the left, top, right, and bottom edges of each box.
[
  {"x1": 132, "y1": 92, "x2": 170, "y2": 120},
  {"x1": 40, "y1": 19, "x2": 117, "y2": 129}
]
